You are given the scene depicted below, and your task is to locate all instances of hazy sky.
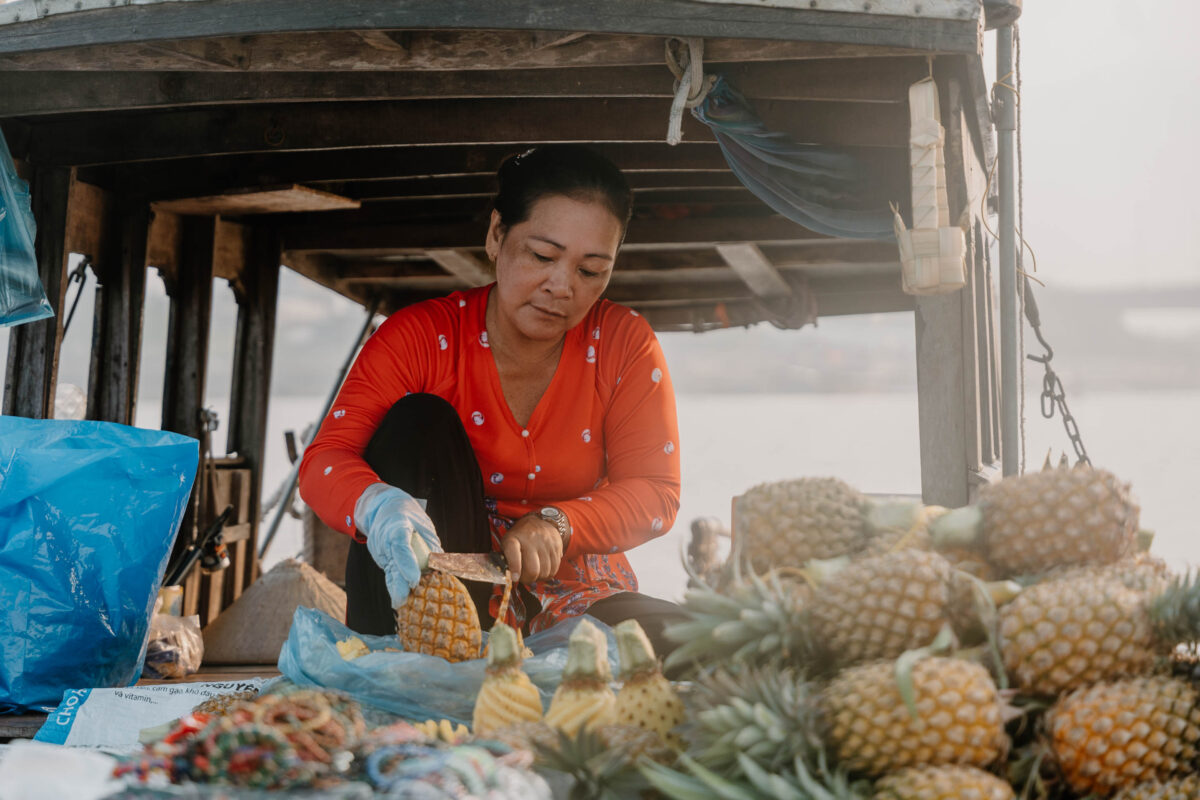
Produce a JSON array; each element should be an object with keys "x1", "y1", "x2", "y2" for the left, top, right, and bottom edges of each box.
[{"x1": 1012, "y1": 1, "x2": 1200, "y2": 288}]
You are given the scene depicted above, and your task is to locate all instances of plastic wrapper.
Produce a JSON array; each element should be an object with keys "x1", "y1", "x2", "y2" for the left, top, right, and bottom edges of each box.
[
  {"x1": 143, "y1": 613, "x2": 204, "y2": 680},
  {"x1": 278, "y1": 607, "x2": 617, "y2": 726},
  {"x1": 0, "y1": 417, "x2": 199, "y2": 712},
  {"x1": 0, "y1": 127, "x2": 52, "y2": 328}
]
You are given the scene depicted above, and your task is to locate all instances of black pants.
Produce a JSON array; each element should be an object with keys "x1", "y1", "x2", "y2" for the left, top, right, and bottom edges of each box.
[{"x1": 344, "y1": 393, "x2": 687, "y2": 663}]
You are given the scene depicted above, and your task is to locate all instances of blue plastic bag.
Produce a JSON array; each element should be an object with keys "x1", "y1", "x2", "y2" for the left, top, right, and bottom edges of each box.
[
  {"x1": 0, "y1": 128, "x2": 53, "y2": 328},
  {"x1": 278, "y1": 607, "x2": 619, "y2": 726},
  {"x1": 0, "y1": 418, "x2": 198, "y2": 712}
]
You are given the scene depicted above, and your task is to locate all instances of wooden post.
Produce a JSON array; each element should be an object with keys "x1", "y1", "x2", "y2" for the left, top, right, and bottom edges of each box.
[
  {"x1": 161, "y1": 215, "x2": 215, "y2": 616},
  {"x1": 3, "y1": 167, "x2": 72, "y2": 419},
  {"x1": 87, "y1": 197, "x2": 150, "y2": 424},
  {"x1": 914, "y1": 61, "x2": 996, "y2": 507},
  {"x1": 225, "y1": 225, "x2": 281, "y2": 600}
]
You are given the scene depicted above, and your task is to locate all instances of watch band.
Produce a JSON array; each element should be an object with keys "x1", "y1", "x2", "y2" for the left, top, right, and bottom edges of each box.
[{"x1": 537, "y1": 505, "x2": 572, "y2": 551}]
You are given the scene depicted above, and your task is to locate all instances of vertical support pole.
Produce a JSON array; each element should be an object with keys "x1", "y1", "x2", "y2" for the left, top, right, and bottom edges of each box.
[
  {"x1": 996, "y1": 26, "x2": 1020, "y2": 476},
  {"x1": 87, "y1": 197, "x2": 150, "y2": 424},
  {"x1": 3, "y1": 167, "x2": 72, "y2": 419},
  {"x1": 226, "y1": 225, "x2": 281, "y2": 599},
  {"x1": 161, "y1": 215, "x2": 215, "y2": 617}
]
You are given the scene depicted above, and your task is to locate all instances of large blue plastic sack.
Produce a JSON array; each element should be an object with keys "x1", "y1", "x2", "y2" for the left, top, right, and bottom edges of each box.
[
  {"x1": 0, "y1": 128, "x2": 53, "y2": 328},
  {"x1": 279, "y1": 607, "x2": 619, "y2": 726},
  {"x1": 0, "y1": 418, "x2": 198, "y2": 712}
]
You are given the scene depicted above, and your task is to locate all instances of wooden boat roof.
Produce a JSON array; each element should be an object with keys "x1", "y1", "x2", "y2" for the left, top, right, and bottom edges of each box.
[{"x1": 0, "y1": 0, "x2": 995, "y2": 330}]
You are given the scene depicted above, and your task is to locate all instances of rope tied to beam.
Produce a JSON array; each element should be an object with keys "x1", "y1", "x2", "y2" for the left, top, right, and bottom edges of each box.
[{"x1": 665, "y1": 37, "x2": 716, "y2": 145}]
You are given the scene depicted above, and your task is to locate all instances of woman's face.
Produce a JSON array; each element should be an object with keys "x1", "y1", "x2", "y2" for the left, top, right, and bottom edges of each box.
[{"x1": 486, "y1": 193, "x2": 623, "y2": 344}]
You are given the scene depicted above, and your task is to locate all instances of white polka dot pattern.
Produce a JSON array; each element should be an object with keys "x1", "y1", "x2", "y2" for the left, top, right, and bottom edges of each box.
[
  {"x1": 323, "y1": 466, "x2": 333, "y2": 476},
  {"x1": 478, "y1": 331, "x2": 489, "y2": 348},
  {"x1": 333, "y1": 409, "x2": 346, "y2": 419},
  {"x1": 651, "y1": 518, "x2": 663, "y2": 532},
  {"x1": 345, "y1": 515, "x2": 353, "y2": 527},
  {"x1": 581, "y1": 428, "x2": 591, "y2": 443},
  {"x1": 592, "y1": 327, "x2": 601, "y2": 339},
  {"x1": 651, "y1": 368, "x2": 662, "y2": 383},
  {"x1": 490, "y1": 473, "x2": 504, "y2": 484},
  {"x1": 471, "y1": 411, "x2": 485, "y2": 426},
  {"x1": 664, "y1": 441, "x2": 675, "y2": 455},
  {"x1": 438, "y1": 334, "x2": 448, "y2": 351},
  {"x1": 586, "y1": 345, "x2": 596, "y2": 364}
]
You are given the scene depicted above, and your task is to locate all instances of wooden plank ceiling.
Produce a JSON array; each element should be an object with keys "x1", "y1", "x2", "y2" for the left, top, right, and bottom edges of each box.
[{"x1": 0, "y1": 21, "x2": 973, "y2": 330}]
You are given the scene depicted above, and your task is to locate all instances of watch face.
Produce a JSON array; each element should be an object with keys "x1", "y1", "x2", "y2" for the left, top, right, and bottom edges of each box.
[{"x1": 539, "y1": 506, "x2": 561, "y2": 520}]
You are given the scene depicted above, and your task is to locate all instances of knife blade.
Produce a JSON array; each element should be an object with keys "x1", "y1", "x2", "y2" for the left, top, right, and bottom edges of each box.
[{"x1": 426, "y1": 551, "x2": 510, "y2": 584}]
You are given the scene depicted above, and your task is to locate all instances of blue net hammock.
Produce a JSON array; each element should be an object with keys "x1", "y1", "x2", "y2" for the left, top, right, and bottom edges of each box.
[{"x1": 692, "y1": 76, "x2": 895, "y2": 241}]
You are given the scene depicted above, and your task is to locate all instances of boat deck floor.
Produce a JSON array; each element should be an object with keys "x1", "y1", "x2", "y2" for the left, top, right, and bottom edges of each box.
[{"x1": 1, "y1": 664, "x2": 281, "y2": 742}]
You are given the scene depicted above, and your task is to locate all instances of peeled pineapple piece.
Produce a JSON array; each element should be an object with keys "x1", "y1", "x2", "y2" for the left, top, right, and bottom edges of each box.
[
  {"x1": 545, "y1": 619, "x2": 616, "y2": 736},
  {"x1": 473, "y1": 622, "x2": 544, "y2": 738},
  {"x1": 614, "y1": 619, "x2": 684, "y2": 749}
]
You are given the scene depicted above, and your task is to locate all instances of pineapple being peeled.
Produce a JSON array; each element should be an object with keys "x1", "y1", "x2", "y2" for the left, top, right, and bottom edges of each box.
[
  {"x1": 545, "y1": 619, "x2": 617, "y2": 736},
  {"x1": 614, "y1": 619, "x2": 684, "y2": 749},
  {"x1": 395, "y1": 533, "x2": 482, "y2": 662},
  {"x1": 1047, "y1": 675, "x2": 1200, "y2": 795},
  {"x1": 821, "y1": 656, "x2": 1009, "y2": 777},
  {"x1": 473, "y1": 622, "x2": 543, "y2": 739}
]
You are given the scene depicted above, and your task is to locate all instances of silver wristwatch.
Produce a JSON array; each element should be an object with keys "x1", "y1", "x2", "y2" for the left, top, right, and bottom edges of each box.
[{"x1": 537, "y1": 505, "x2": 572, "y2": 550}]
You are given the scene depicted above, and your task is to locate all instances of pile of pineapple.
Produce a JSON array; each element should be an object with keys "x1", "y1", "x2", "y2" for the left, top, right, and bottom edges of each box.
[{"x1": 639, "y1": 464, "x2": 1200, "y2": 800}]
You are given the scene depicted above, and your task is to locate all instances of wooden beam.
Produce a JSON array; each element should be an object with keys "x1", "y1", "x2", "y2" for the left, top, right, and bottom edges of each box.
[
  {"x1": 63, "y1": 178, "x2": 113, "y2": 259},
  {"x1": 0, "y1": 32, "x2": 927, "y2": 72},
  {"x1": 426, "y1": 250, "x2": 494, "y2": 288},
  {"x1": 146, "y1": 209, "x2": 182, "y2": 281},
  {"x1": 79, "y1": 142, "x2": 728, "y2": 199},
  {"x1": 28, "y1": 97, "x2": 907, "y2": 166},
  {"x1": 716, "y1": 243, "x2": 792, "y2": 297},
  {"x1": 152, "y1": 185, "x2": 359, "y2": 216},
  {"x1": 282, "y1": 213, "x2": 831, "y2": 252},
  {"x1": 3, "y1": 166, "x2": 72, "y2": 419},
  {"x1": 0, "y1": 58, "x2": 927, "y2": 116},
  {"x1": 86, "y1": 196, "x2": 149, "y2": 425},
  {"x1": 0, "y1": 2, "x2": 981, "y2": 62}
]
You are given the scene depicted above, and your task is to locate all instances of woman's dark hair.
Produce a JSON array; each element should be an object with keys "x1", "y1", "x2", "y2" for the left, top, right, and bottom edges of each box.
[{"x1": 493, "y1": 144, "x2": 633, "y2": 233}]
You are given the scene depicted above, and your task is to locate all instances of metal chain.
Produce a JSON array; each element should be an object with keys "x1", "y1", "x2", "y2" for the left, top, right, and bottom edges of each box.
[
  {"x1": 1024, "y1": 286, "x2": 1092, "y2": 467},
  {"x1": 62, "y1": 256, "x2": 92, "y2": 336}
]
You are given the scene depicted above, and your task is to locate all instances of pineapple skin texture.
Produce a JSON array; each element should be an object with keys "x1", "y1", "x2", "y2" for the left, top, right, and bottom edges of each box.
[
  {"x1": 473, "y1": 667, "x2": 544, "y2": 739},
  {"x1": 1112, "y1": 774, "x2": 1200, "y2": 800},
  {"x1": 616, "y1": 671, "x2": 685, "y2": 748},
  {"x1": 821, "y1": 657, "x2": 1007, "y2": 777},
  {"x1": 998, "y1": 574, "x2": 1158, "y2": 694},
  {"x1": 873, "y1": 765, "x2": 1015, "y2": 800},
  {"x1": 1047, "y1": 676, "x2": 1200, "y2": 795},
  {"x1": 545, "y1": 682, "x2": 617, "y2": 737},
  {"x1": 809, "y1": 549, "x2": 954, "y2": 667},
  {"x1": 980, "y1": 467, "x2": 1138, "y2": 576},
  {"x1": 396, "y1": 571, "x2": 482, "y2": 662},
  {"x1": 735, "y1": 477, "x2": 869, "y2": 570}
]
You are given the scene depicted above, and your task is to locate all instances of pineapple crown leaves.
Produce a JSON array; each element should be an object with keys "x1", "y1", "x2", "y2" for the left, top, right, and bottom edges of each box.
[
  {"x1": 614, "y1": 619, "x2": 662, "y2": 681},
  {"x1": 562, "y1": 619, "x2": 613, "y2": 684},
  {"x1": 683, "y1": 666, "x2": 820, "y2": 777},
  {"x1": 949, "y1": 569, "x2": 1012, "y2": 690},
  {"x1": 665, "y1": 562, "x2": 813, "y2": 677},
  {"x1": 1148, "y1": 569, "x2": 1200, "y2": 645},
  {"x1": 534, "y1": 726, "x2": 650, "y2": 800}
]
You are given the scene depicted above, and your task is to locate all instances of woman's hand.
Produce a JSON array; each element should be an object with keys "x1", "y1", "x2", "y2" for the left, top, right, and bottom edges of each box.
[{"x1": 502, "y1": 514, "x2": 564, "y2": 585}]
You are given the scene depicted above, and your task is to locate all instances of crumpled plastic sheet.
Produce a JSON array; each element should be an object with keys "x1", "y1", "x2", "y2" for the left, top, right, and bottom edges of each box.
[{"x1": 278, "y1": 607, "x2": 618, "y2": 727}]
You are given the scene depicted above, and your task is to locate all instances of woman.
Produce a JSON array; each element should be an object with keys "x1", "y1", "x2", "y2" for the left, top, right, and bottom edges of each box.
[{"x1": 298, "y1": 145, "x2": 683, "y2": 655}]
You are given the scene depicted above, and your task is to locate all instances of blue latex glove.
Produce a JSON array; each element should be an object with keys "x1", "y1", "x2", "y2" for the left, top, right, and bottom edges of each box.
[{"x1": 355, "y1": 483, "x2": 443, "y2": 606}]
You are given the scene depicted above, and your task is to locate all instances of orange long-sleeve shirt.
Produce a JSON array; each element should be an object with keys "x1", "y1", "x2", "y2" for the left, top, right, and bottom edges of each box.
[{"x1": 298, "y1": 285, "x2": 681, "y2": 631}]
